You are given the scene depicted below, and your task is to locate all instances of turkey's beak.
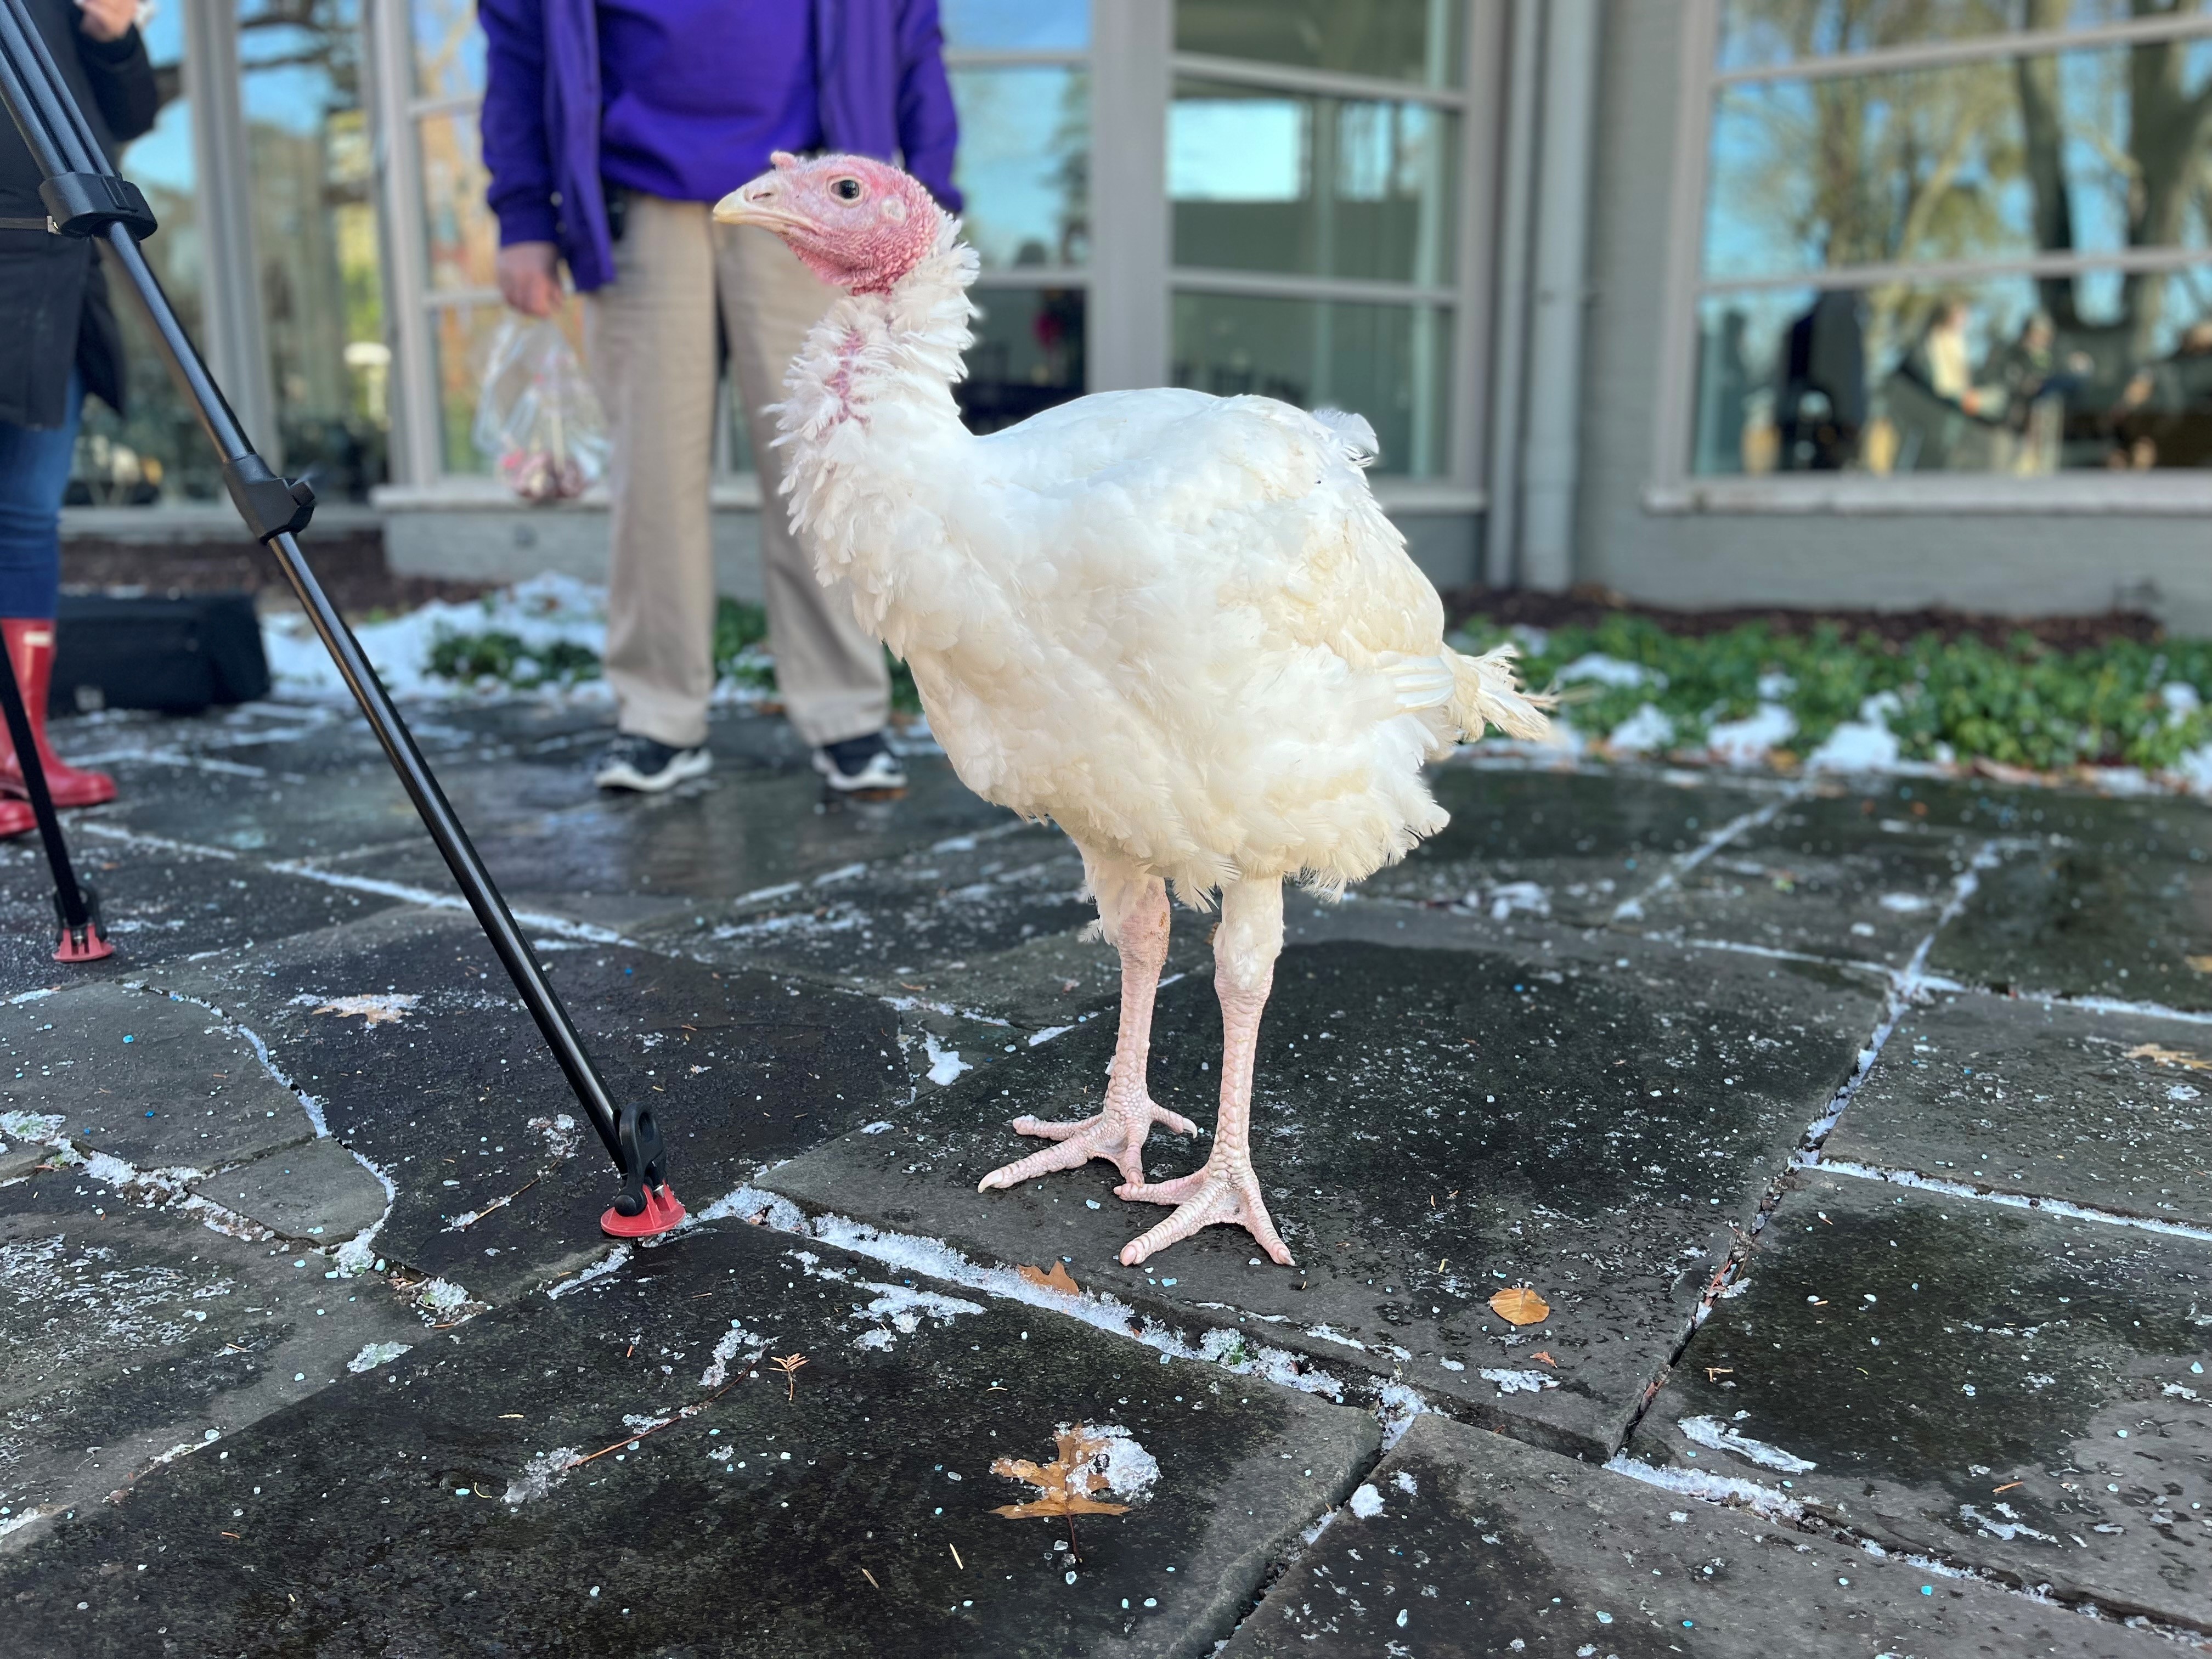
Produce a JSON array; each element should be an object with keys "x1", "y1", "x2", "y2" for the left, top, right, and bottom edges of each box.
[{"x1": 714, "y1": 173, "x2": 801, "y2": 234}]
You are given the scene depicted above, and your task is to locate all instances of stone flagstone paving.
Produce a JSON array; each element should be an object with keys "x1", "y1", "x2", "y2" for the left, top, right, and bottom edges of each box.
[{"x1": 0, "y1": 698, "x2": 2208, "y2": 1655}]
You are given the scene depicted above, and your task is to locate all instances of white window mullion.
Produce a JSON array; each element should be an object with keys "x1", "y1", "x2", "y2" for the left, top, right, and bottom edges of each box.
[
  {"x1": 182, "y1": 0, "x2": 279, "y2": 466},
  {"x1": 1650, "y1": 0, "x2": 1723, "y2": 488},
  {"x1": 364, "y1": 0, "x2": 441, "y2": 490}
]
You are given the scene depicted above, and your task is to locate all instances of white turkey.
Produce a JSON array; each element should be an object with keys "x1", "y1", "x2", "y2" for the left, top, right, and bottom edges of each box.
[{"x1": 717, "y1": 152, "x2": 1550, "y2": 1267}]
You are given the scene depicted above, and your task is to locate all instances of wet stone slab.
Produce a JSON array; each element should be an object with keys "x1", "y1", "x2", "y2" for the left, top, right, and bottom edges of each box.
[
  {"x1": 0, "y1": 1217, "x2": 1379, "y2": 1658},
  {"x1": 1359, "y1": 764, "x2": 1773, "y2": 926},
  {"x1": 0, "y1": 834, "x2": 403, "y2": 1001},
  {"x1": 185, "y1": 1138, "x2": 390, "y2": 1246},
  {"x1": 764, "y1": 934, "x2": 1881, "y2": 1459},
  {"x1": 144, "y1": 906, "x2": 910, "y2": 1304},
  {"x1": 1931, "y1": 793, "x2": 2212, "y2": 1011},
  {"x1": 0, "y1": 1176, "x2": 424, "y2": 1549},
  {"x1": 1619, "y1": 789, "x2": 1987, "y2": 968},
  {"x1": 1825, "y1": 991, "x2": 2212, "y2": 1227},
  {"x1": 1631, "y1": 1169, "x2": 2212, "y2": 1629},
  {"x1": 1, "y1": 980, "x2": 315, "y2": 1176},
  {"x1": 1221, "y1": 1410, "x2": 2174, "y2": 1658}
]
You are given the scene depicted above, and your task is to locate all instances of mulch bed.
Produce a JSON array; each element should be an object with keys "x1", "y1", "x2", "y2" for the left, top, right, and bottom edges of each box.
[
  {"x1": 1440, "y1": 582, "x2": 2166, "y2": 652},
  {"x1": 62, "y1": 530, "x2": 496, "y2": 616}
]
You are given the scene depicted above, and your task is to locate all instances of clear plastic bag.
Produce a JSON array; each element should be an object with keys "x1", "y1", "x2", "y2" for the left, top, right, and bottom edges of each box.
[{"x1": 472, "y1": 318, "x2": 609, "y2": 503}]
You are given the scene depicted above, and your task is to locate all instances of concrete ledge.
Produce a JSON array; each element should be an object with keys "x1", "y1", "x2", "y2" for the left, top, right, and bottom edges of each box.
[{"x1": 1643, "y1": 472, "x2": 2212, "y2": 516}]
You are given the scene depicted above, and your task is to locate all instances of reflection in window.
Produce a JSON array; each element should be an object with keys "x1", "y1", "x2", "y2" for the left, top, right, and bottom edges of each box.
[
  {"x1": 1717, "y1": 0, "x2": 2211, "y2": 75},
  {"x1": 958, "y1": 288, "x2": 1084, "y2": 434},
  {"x1": 1705, "y1": 44, "x2": 2212, "y2": 279},
  {"x1": 420, "y1": 110, "x2": 499, "y2": 292},
  {"x1": 1696, "y1": 272, "x2": 2212, "y2": 475},
  {"x1": 1175, "y1": 0, "x2": 1462, "y2": 88},
  {"x1": 1171, "y1": 292, "x2": 1451, "y2": 476},
  {"x1": 941, "y1": 0, "x2": 1087, "y2": 51},
  {"x1": 1171, "y1": 82, "x2": 1454, "y2": 284},
  {"x1": 242, "y1": 0, "x2": 387, "y2": 502},
  {"x1": 71, "y1": 4, "x2": 210, "y2": 504},
  {"x1": 412, "y1": 0, "x2": 484, "y2": 101},
  {"x1": 948, "y1": 67, "x2": 1089, "y2": 268}
]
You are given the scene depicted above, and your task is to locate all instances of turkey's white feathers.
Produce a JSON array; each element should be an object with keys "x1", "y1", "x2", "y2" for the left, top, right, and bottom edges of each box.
[{"x1": 771, "y1": 209, "x2": 1549, "y2": 899}]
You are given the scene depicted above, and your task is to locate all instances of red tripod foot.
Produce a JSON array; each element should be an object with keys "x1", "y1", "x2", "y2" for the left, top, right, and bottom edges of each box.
[{"x1": 601, "y1": 1184, "x2": 685, "y2": 1238}]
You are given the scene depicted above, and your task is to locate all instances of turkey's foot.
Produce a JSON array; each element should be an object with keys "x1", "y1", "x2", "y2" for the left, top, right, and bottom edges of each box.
[
  {"x1": 1114, "y1": 1158, "x2": 1294, "y2": 1267},
  {"x1": 977, "y1": 1098, "x2": 1199, "y2": 1193}
]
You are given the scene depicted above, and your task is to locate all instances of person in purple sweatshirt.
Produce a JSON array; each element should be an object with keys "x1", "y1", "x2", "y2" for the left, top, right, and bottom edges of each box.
[{"x1": 478, "y1": 0, "x2": 961, "y2": 793}]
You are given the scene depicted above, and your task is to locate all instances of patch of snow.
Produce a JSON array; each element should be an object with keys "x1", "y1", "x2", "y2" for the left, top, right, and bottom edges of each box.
[
  {"x1": 1807, "y1": 697, "x2": 1902, "y2": 772},
  {"x1": 332, "y1": 1150, "x2": 398, "y2": 1277},
  {"x1": 860, "y1": 1121, "x2": 898, "y2": 1135},
  {"x1": 1028, "y1": 1025, "x2": 1073, "y2": 1047},
  {"x1": 1604, "y1": 1452, "x2": 1804, "y2": 1521},
  {"x1": 1480, "y1": 1369, "x2": 1559, "y2": 1396},
  {"x1": 1558, "y1": 653, "x2": 1661, "y2": 690},
  {"x1": 1959, "y1": 1503, "x2": 2058, "y2": 1544},
  {"x1": 346, "y1": 1341, "x2": 413, "y2": 1374},
  {"x1": 1077, "y1": 1423, "x2": 1160, "y2": 1504},
  {"x1": 0, "y1": 1110, "x2": 64, "y2": 1146},
  {"x1": 266, "y1": 573, "x2": 612, "y2": 703},
  {"x1": 1481, "y1": 881, "x2": 1550, "y2": 923},
  {"x1": 528, "y1": 1114, "x2": 581, "y2": 1162},
  {"x1": 1375, "y1": 1382, "x2": 1432, "y2": 1449},
  {"x1": 545, "y1": 1245, "x2": 631, "y2": 1299},
  {"x1": 848, "y1": 1280, "x2": 986, "y2": 1350},
  {"x1": 1606, "y1": 703, "x2": 1675, "y2": 755},
  {"x1": 701, "y1": 1322, "x2": 768, "y2": 1389},
  {"x1": 1392, "y1": 1469, "x2": 1418, "y2": 1497},
  {"x1": 414, "y1": 1277, "x2": 474, "y2": 1317},
  {"x1": 924, "y1": 1034, "x2": 971, "y2": 1087},
  {"x1": 1677, "y1": 1414, "x2": 1816, "y2": 1473},
  {"x1": 2163, "y1": 682, "x2": 2202, "y2": 716},
  {"x1": 1348, "y1": 1482, "x2": 1385, "y2": 1519},
  {"x1": 503, "y1": 1446, "x2": 582, "y2": 1505},
  {"x1": 1706, "y1": 704, "x2": 1796, "y2": 767},
  {"x1": 1877, "y1": 892, "x2": 1933, "y2": 914}
]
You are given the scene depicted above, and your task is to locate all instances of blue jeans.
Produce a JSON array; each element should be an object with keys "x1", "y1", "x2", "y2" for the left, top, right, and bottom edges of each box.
[{"x1": 0, "y1": 370, "x2": 83, "y2": 617}]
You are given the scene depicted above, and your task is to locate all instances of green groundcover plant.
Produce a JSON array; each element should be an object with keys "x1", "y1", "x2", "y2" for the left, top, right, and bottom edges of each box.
[
  {"x1": 429, "y1": 599, "x2": 922, "y2": 713},
  {"x1": 1449, "y1": 613, "x2": 2212, "y2": 774}
]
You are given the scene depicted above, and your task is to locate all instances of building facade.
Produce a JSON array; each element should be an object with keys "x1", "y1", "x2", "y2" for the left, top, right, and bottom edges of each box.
[{"x1": 62, "y1": 1, "x2": 2212, "y2": 628}]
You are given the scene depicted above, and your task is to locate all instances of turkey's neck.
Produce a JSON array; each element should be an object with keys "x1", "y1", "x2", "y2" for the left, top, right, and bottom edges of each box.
[{"x1": 777, "y1": 224, "x2": 977, "y2": 634}]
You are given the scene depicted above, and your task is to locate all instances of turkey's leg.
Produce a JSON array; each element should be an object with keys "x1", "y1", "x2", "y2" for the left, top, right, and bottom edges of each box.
[
  {"x1": 1116, "y1": 876, "x2": 1294, "y2": 1267},
  {"x1": 978, "y1": 856, "x2": 1197, "y2": 1193}
]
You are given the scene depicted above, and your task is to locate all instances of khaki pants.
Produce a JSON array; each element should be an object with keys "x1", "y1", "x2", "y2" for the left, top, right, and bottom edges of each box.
[{"x1": 584, "y1": 193, "x2": 889, "y2": 750}]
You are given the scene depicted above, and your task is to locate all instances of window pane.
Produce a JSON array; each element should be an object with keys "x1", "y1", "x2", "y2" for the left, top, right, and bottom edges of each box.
[
  {"x1": 1176, "y1": 0, "x2": 1462, "y2": 88},
  {"x1": 72, "y1": 4, "x2": 216, "y2": 504},
  {"x1": 1171, "y1": 80, "x2": 1455, "y2": 284},
  {"x1": 1705, "y1": 40, "x2": 2212, "y2": 278},
  {"x1": 420, "y1": 110, "x2": 499, "y2": 292},
  {"x1": 943, "y1": 0, "x2": 1087, "y2": 51},
  {"x1": 431, "y1": 301, "x2": 586, "y2": 473},
  {"x1": 1172, "y1": 291, "x2": 1451, "y2": 476},
  {"x1": 1718, "y1": 1, "x2": 2212, "y2": 74},
  {"x1": 1694, "y1": 267, "x2": 2212, "y2": 475},
  {"x1": 242, "y1": 0, "x2": 387, "y2": 503},
  {"x1": 413, "y1": 0, "x2": 484, "y2": 101},
  {"x1": 950, "y1": 67, "x2": 1089, "y2": 268},
  {"x1": 958, "y1": 287, "x2": 1085, "y2": 433}
]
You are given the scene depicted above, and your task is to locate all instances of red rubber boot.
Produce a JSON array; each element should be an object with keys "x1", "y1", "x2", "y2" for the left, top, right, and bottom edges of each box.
[
  {"x1": 0, "y1": 618, "x2": 116, "y2": 808},
  {"x1": 0, "y1": 795, "x2": 31, "y2": 838}
]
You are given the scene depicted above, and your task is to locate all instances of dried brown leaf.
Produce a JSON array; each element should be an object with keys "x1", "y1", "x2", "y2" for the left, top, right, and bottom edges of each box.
[
  {"x1": 2128, "y1": 1042, "x2": 2212, "y2": 1072},
  {"x1": 988, "y1": 1425, "x2": 1136, "y2": 1520},
  {"x1": 1017, "y1": 1261, "x2": 1080, "y2": 1296},
  {"x1": 2187, "y1": 957, "x2": 2212, "y2": 976},
  {"x1": 1489, "y1": 1285, "x2": 1550, "y2": 1327}
]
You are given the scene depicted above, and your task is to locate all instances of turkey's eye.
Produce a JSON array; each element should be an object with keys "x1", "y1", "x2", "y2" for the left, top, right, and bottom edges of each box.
[{"x1": 831, "y1": 178, "x2": 862, "y2": 202}]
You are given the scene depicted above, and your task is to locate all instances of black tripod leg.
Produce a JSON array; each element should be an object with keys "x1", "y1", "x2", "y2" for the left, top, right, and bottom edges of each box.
[{"x1": 0, "y1": 633, "x2": 107, "y2": 962}]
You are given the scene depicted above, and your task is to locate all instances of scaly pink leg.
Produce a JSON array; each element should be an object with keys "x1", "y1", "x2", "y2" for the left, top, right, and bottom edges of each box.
[
  {"x1": 978, "y1": 860, "x2": 1196, "y2": 1193},
  {"x1": 1117, "y1": 877, "x2": 1294, "y2": 1267}
]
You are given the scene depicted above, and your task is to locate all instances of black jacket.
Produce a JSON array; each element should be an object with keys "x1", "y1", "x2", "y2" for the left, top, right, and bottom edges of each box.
[{"x1": 0, "y1": 2, "x2": 157, "y2": 428}]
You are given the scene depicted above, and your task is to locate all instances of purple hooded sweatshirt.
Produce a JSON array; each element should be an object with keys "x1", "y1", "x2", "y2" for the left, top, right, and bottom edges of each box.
[{"x1": 478, "y1": 0, "x2": 962, "y2": 292}]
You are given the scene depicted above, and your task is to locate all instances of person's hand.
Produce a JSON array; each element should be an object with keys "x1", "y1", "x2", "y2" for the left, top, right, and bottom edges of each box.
[
  {"x1": 75, "y1": 0, "x2": 137, "y2": 43},
  {"x1": 496, "y1": 241, "x2": 561, "y2": 318}
]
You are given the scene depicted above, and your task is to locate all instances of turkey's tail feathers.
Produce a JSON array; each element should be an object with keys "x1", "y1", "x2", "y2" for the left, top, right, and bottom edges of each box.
[
  {"x1": 1446, "y1": 642, "x2": 1555, "y2": 743},
  {"x1": 1311, "y1": 407, "x2": 1379, "y2": 470}
]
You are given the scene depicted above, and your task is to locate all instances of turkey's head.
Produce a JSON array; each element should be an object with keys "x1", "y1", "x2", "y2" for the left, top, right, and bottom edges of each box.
[{"x1": 714, "y1": 153, "x2": 941, "y2": 295}]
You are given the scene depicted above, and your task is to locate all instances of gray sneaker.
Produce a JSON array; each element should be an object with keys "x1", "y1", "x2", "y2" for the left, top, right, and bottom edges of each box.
[
  {"x1": 593, "y1": 733, "x2": 713, "y2": 793},
  {"x1": 812, "y1": 731, "x2": 907, "y2": 793}
]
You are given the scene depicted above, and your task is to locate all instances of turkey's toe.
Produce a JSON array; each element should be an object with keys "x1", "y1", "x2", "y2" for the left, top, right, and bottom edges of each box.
[
  {"x1": 1117, "y1": 1163, "x2": 1295, "y2": 1267},
  {"x1": 980, "y1": 1101, "x2": 1183, "y2": 1192},
  {"x1": 1113, "y1": 1169, "x2": 1210, "y2": 1206}
]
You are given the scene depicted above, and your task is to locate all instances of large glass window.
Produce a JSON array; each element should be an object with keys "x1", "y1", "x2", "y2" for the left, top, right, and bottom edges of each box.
[
  {"x1": 1688, "y1": 5, "x2": 2212, "y2": 476},
  {"x1": 71, "y1": 5, "x2": 211, "y2": 504},
  {"x1": 1167, "y1": 5, "x2": 1462, "y2": 477},
  {"x1": 241, "y1": 0, "x2": 387, "y2": 501},
  {"x1": 943, "y1": 2, "x2": 1090, "y2": 433}
]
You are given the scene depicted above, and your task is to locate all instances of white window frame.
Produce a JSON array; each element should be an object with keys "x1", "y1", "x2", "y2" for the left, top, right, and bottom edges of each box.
[
  {"x1": 1646, "y1": 0, "x2": 2212, "y2": 517},
  {"x1": 363, "y1": 0, "x2": 1497, "y2": 509}
]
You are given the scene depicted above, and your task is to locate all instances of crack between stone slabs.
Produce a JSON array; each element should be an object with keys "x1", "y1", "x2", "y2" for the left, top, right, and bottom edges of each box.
[
  {"x1": 1610, "y1": 788, "x2": 1806, "y2": 924},
  {"x1": 1818, "y1": 1160, "x2": 2212, "y2": 1243},
  {"x1": 1914, "y1": 980, "x2": 2212, "y2": 1029}
]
